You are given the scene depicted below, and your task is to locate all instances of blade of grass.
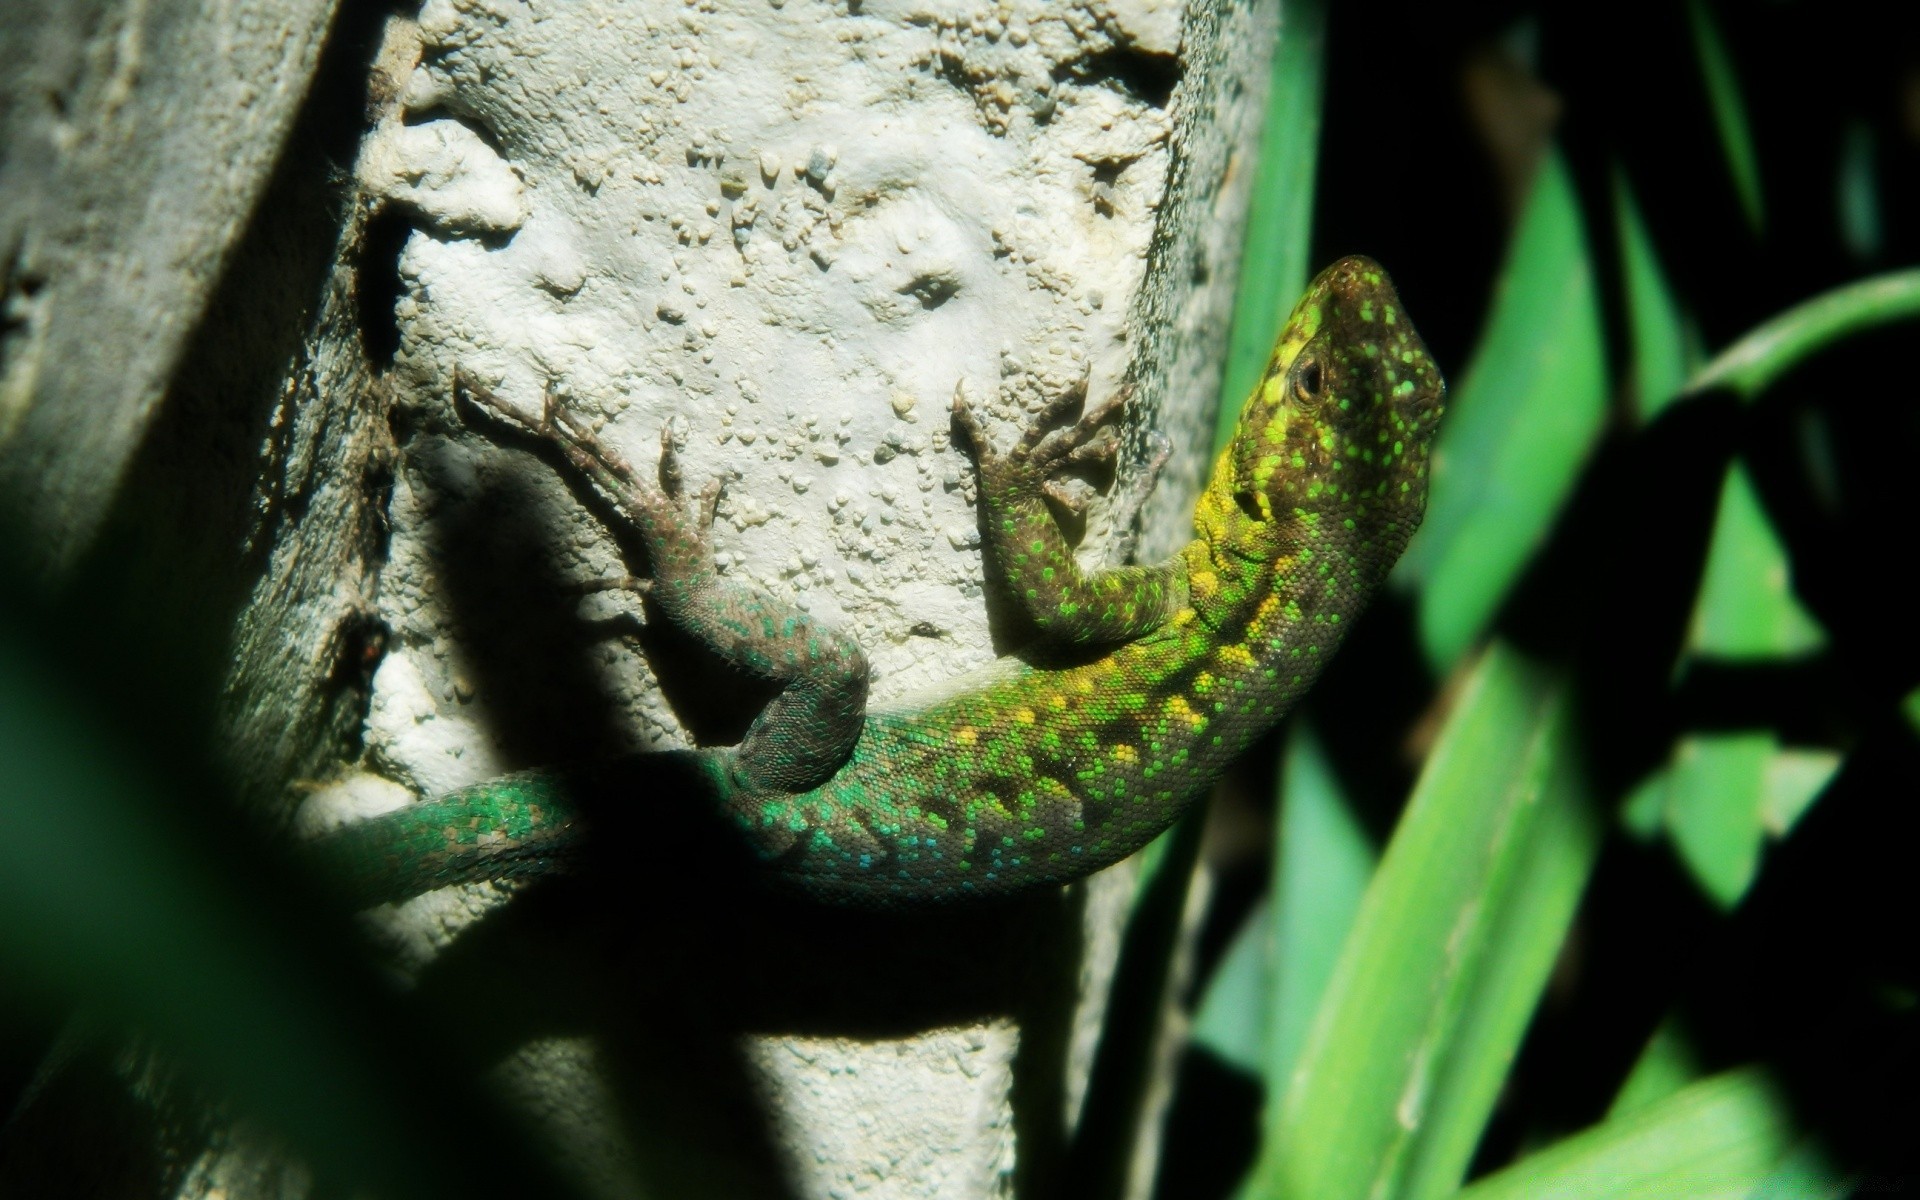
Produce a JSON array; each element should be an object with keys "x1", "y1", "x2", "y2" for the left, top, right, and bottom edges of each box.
[
  {"x1": 1192, "y1": 900, "x2": 1271, "y2": 1078},
  {"x1": 1454, "y1": 1068, "x2": 1795, "y2": 1200},
  {"x1": 1750, "y1": 1140, "x2": 1851, "y2": 1200},
  {"x1": 1686, "y1": 268, "x2": 1920, "y2": 400},
  {"x1": 1623, "y1": 734, "x2": 1840, "y2": 910},
  {"x1": 1396, "y1": 709, "x2": 1602, "y2": 1200},
  {"x1": 1614, "y1": 168, "x2": 1693, "y2": 423},
  {"x1": 1395, "y1": 150, "x2": 1609, "y2": 671},
  {"x1": 1619, "y1": 766, "x2": 1671, "y2": 842},
  {"x1": 1836, "y1": 121, "x2": 1882, "y2": 261},
  {"x1": 1760, "y1": 748, "x2": 1841, "y2": 836},
  {"x1": 1608, "y1": 1019, "x2": 1705, "y2": 1120},
  {"x1": 1243, "y1": 643, "x2": 1589, "y2": 1200},
  {"x1": 1688, "y1": 0, "x2": 1764, "y2": 234},
  {"x1": 1259, "y1": 720, "x2": 1376, "y2": 1112},
  {"x1": 1683, "y1": 460, "x2": 1824, "y2": 661},
  {"x1": 1664, "y1": 733, "x2": 1778, "y2": 909},
  {"x1": 1214, "y1": 0, "x2": 1328, "y2": 456}
]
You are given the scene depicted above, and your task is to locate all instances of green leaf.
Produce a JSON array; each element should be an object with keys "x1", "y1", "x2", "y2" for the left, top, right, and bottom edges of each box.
[
  {"x1": 1664, "y1": 733, "x2": 1772, "y2": 909},
  {"x1": 1608, "y1": 1020, "x2": 1705, "y2": 1120},
  {"x1": 0, "y1": 611, "x2": 573, "y2": 1199},
  {"x1": 1760, "y1": 748, "x2": 1842, "y2": 836},
  {"x1": 1215, "y1": 0, "x2": 1328, "y2": 456},
  {"x1": 1397, "y1": 714, "x2": 1602, "y2": 1200},
  {"x1": 1626, "y1": 734, "x2": 1839, "y2": 910},
  {"x1": 1749, "y1": 1140, "x2": 1851, "y2": 1200},
  {"x1": 1454, "y1": 1068, "x2": 1796, "y2": 1200},
  {"x1": 1614, "y1": 169, "x2": 1694, "y2": 422},
  {"x1": 1837, "y1": 120, "x2": 1882, "y2": 261},
  {"x1": 1687, "y1": 268, "x2": 1920, "y2": 400},
  {"x1": 1245, "y1": 643, "x2": 1600, "y2": 1200},
  {"x1": 1684, "y1": 460, "x2": 1825, "y2": 661},
  {"x1": 1396, "y1": 150, "x2": 1610, "y2": 671},
  {"x1": 1261, "y1": 720, "x2": 1375, "y2": 1104},
  {"x1": 1192, "y1": 900, "x2": 1270, "y2": 1078},
  {"x1": 1664, "y1": 734, "x2": 1837, "y2": 909},
  {"x1": 1688, "y1": 0, "x2": 1764, "y2": 234},
  {"x1": 1619, "y1": 768, "x2": 1671, "y2": 842}
]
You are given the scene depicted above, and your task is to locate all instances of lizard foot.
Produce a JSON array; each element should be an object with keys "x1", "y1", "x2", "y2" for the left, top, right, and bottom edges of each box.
[
  {"x1": 952, "y1": 376, "x2": 1127, "y2": 516},
  {"x1": 453, "y1": 369, "x2": 727, "y2": 575}
]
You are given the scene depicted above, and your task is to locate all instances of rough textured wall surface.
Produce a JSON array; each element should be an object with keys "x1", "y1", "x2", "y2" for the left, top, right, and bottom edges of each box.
[
  {"x1": 296, "y1": 0, "x2": 1280, "y2": 1195},
  {"x1": 0, "y1": 0, "x2": 1279, "y2": 1193},
  {"x1": 0, "y1": 0, "x2": 340, "y2": 576}
]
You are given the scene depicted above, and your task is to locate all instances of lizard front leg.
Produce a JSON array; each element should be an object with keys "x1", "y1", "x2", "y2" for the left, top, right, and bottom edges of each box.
[
  {"x1": 456, "y1": 372, "x2": 869, "y2": 795},
  {"x1": 952, "y1": 379, "x2": 1187, "y2": 645}
]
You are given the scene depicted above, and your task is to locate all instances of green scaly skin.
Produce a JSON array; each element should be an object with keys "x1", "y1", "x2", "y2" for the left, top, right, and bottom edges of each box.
[{"x1": 315, "y1": 256, "x2": 1444, "y2": 907}]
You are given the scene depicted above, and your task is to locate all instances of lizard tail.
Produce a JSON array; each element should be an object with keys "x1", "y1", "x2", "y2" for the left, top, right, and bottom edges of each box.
[{"x1": 306, "y1": 774, "x2": 584, "y2": 908}]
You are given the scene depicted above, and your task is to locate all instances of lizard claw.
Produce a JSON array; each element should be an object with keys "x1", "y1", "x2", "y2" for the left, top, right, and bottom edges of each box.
[
  {"x1": 454, "y1": 366, "x2": 536, "y2": 435},
  {"x1": 1019, "y1": 379, "x2": 1090, "y2": 453},
  {"x1": 570, "y1": 573, "x2": 653, "y2": 598},
  {"x1": 658, "y1": 420, "x2": 686, "y2": 499},
  {"x1": 694, "y1": 474, "x2": 726, "y2": 533},
  {"x1": 654, "y1": 420, "x2": 729, "y2": 540},
  {"x1": 1036, "y1": 420, "x2": 1119, "y2": 474},
  {"x1": 951, "y1": 380, "x2": 993, "y2": 458},
  {"x1": 1026, "y1": 386, "x2": 1125, "y2": 474},
  {"x1": 1042, "y1": 476, "x2": 1100, "y2": 519},
  {"x1": 951, "y1": 372, "x2": 1133, "y2": 519}
]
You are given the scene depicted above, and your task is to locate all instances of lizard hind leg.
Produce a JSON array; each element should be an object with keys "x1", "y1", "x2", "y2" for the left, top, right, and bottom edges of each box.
[{"x1": 455, "y1": 368, "x2": 870, "y2": 798}]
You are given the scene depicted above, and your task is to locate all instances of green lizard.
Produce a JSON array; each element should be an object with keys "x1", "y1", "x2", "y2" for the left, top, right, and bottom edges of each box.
[{"x1": 315, "y1": 256, "x2": 1443, "y2": 907}]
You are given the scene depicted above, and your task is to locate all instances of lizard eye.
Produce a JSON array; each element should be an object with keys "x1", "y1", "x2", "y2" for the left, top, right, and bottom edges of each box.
[
  {"x1": 1233, "y1": 490, "x2": 1266, "y2": 522},
  {"x1": 1293, "y1": 358, "x2": 1325, "y2": 403}
]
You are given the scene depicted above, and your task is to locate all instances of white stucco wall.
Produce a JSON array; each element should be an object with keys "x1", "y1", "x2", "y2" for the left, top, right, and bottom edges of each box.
[
  {"x1": 0, "y1": 0, "x2": 1282, "y2": 1193},
  {"x1": 0, "y1": 0, "x2": 339, "y2": 577},
  {"x1": 306, "y1": 1, "x2": 1277, "y2": 1195}
]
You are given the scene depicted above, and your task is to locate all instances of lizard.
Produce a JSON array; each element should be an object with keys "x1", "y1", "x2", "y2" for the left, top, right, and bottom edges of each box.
[{"x1": 312, "y1": 255, "x2": 1444, "y2": 908}]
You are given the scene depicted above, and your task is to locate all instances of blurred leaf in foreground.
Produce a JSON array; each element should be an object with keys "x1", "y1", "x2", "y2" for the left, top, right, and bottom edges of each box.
[
  {"x1": 1257, "y1": 721, "x2": 1374, "y2": 1116},
  {"x1": 1192, "y1": 901, "x2": 1270, "y2": 1080},
  {"x1": 1836, "y1": 120, "x2": 1883, "y2": 262},
  {"x1": 1396, "y1": 150, "x2": 1609, "y2": 672},
  {"x1": 1608, "y1": 1019, "x2": 1705, "y2": 1120},
  {"x1": 0, "y1": 580, "x2": 572, "y2": 1200},
  {"x1": 1192, "y1": 725, "x2": 1379, "y2": 1118}
]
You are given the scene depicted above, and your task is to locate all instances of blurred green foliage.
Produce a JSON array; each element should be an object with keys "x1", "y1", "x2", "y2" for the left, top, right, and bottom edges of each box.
[
  {"x1": 4, "y1": 0, "x2": 1918, "y2": 1197},
  {"x1": 1172, "y1": 1, "x2": 1920, "y2": 1198}
]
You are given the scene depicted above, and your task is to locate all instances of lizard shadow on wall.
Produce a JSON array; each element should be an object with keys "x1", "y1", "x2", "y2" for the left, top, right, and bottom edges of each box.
[{"x1": 414, "y1": 430, "x2": 1096, "y2": 1196}]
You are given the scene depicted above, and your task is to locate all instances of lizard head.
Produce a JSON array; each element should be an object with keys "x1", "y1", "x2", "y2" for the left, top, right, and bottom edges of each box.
[{"x1": 1206, "y1": 255, "x2": 1445, "y2": 561}]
